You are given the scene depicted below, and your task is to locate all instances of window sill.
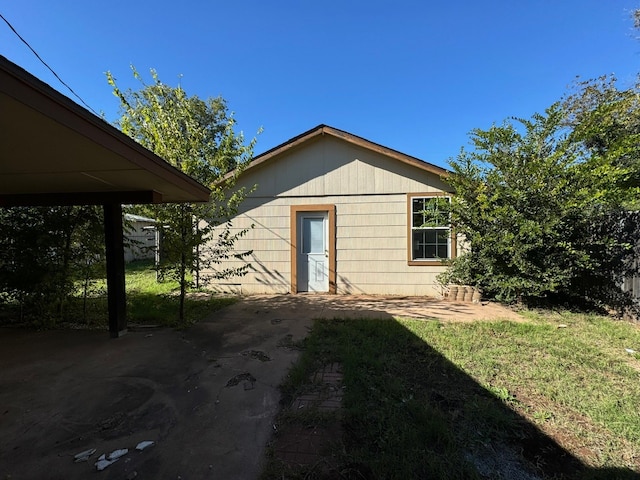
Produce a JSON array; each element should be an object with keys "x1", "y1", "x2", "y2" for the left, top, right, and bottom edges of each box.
[{"x1": 408, "y1": 260, "x2": 449, "y2": 266}]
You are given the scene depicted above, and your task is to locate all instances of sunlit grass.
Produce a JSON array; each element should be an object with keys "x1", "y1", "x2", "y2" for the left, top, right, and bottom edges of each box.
[
  {"x1": 408, "y1": 313, "x2": 640, "y2": 448},
  {"x1": 267, "y1": 313, "x2": 640, "y2": 479},
  {"x1": 5, "y1": 260, "x2": 236, "y2": 328},
  {"x1": 123, "y1": 261, "x2": 236, "y2": 326}
]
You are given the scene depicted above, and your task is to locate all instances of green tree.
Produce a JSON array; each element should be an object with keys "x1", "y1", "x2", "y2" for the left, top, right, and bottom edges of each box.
[
  {"x1": 107, "y1": 68, "x2": 256, "y2": 323},
  {"x1": 445, "y1": 96, "x2": 639, "y2": 312},
  {"x1": 0, "y1": 205, "x2": 105, "y2": 323},
  {"x1": 562, "y1": 75, "x2": 640, "y2": 204}
]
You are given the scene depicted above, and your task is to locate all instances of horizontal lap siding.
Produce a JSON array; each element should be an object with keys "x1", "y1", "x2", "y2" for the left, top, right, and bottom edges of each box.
[
  {"x1": 204, "y1": 136, "x2": 451, "y2": 296},
  {"x1": 334, "y1": 195, "x2": 446, "y2": 296},
  {"x1": 203, "y1": 202, "x2": 291, "y2": 294},
  {"x1": 336, "y1": 249, "x2": 406, "y2": 261},
  {"x1": 206, "y1": 194, "x2": 446, "y2": 296},
  {"x1": 237, "y1": 137, "x2": 450, "y2": 198}
]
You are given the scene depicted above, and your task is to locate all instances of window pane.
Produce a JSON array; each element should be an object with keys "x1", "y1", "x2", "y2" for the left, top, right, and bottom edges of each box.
[
  {"x1": 425, "y1": 244, "x2": 436, "y2": 258},
  {"x1": 411, "y1": 227, "x2": 449, "y2": 260},
  {"x1": 410, "y1": 196, "x2": 451, "y2": 260},
  {"x1": 423, "y1": 198, "x2": 439, "y2": 227},
  {"x1": 413, "y1": 196, "x2": 450, "y2": 228},
  {"x1": 437, "y1": 230, "x2": 449, "y2": 242},
  {"x1": 425, "y1": 230, "x2": 437, "y2": 243},
  {"x1": 412, "y1": 230, "x2": 424, "y2": 259},
  {"x1": 302, "y1": 218, "x2": 324, "y2": 254},
  {"x1": 412, "y1": 198, "x2": 424, "y2": 228}
]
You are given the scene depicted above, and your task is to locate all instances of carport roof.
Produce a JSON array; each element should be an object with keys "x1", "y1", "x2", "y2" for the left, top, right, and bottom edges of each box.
[{"x1": 0, "y1": 55, "x2": 211, "y2": 206}]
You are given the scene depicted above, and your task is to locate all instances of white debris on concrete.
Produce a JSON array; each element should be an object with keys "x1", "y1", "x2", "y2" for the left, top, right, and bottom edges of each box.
[
  {"x1": 107, "y1": 448, "x2": 129, "y2": 460},
  {"x1": 135, "y1": 441, "x2": 155, "y2": 451},
  {"x1": 95, "y1": 458, "x2": 119, "y2": 471},
  {"x1": 73, "y1": 448, "x2": 96, "y2": 463}
]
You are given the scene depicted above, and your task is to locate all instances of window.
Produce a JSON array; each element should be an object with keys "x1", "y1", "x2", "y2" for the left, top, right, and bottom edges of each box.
[{"x1": 409, "y1": 195, "x2": 453, "y2": 263}]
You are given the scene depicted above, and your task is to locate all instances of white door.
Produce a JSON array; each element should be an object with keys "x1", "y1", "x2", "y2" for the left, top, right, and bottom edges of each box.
[{"x1": 297, "y1": 213, "x2": 329, "y2": 292}]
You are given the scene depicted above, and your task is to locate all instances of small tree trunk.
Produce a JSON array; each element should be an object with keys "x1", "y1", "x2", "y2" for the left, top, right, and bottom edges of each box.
[
  {"x1": 82, "y1": 273, "x2": 89, "y2": 322},
  {"x1": 179, "y1": 206, "x2": 187, "y2": 323},
  {"x1": 57, "y1": 212, "x2": 74, "y2": 321},
  {"x1": 195, "y1": 221, "x2": 200, "y2": 290},
  {"x1": 179, "y1": 253, "x2": 186, "y2": 323}
]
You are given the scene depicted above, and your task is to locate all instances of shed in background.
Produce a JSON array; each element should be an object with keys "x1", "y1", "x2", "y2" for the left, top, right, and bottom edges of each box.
[{"x1": 124, "y1": 214, "x2": 157, "y2": 263}]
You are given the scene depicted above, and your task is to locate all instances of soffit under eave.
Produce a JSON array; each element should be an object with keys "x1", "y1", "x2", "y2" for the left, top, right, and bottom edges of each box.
[{"x1": 0, "y1": 56, "x2": 211, "y2": 205}]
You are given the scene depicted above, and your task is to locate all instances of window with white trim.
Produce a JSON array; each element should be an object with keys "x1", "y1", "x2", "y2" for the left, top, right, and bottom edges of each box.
[{"x1": 410, "y1": 196, "x2": 452, "y2": 261}]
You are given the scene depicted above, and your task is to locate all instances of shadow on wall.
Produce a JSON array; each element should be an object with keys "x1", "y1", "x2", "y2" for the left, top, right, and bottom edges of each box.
[
  {"x1": 232, "y1": 137, "x2": 452, "y2": 217},
  {"x1": 337, "y1": 274, "x2": 367, "y2": 295},
  {"x1": 251, "y1": 253, "x2": 289, "y2": 291},
  {"x1": 205, "y1": 211, "x2": 292, "y2": 292}
]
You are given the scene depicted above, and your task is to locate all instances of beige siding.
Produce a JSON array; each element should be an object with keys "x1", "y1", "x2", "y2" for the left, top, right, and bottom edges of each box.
[
  {"x1": 204, "y1": 136, "x2": 452, "y2": 297},
  {"x1": 205, "y1": 193, "x2": 448, "y2": 296},
  {"x1": 232, "y1": 136, "x2": 450, "y2": 198}
]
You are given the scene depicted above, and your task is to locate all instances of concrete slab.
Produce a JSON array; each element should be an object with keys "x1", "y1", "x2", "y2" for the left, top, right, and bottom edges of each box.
[{"x1": 0, "y1": 295, "x2": 520, "y2": 479}]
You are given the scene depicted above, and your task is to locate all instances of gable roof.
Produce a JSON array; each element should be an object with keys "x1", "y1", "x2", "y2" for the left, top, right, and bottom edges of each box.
[
  {"x1": 225, "y1": 124, "x2": 449, "y2": 182},
  {"x1": 0, "y1": 55, "x2": 211, "y2": 206}
]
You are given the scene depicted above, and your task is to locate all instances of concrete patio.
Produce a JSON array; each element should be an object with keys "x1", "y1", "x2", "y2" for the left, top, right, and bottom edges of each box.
[{"x1": 0, "y1": 295, "x2": 519, "y2": 479}]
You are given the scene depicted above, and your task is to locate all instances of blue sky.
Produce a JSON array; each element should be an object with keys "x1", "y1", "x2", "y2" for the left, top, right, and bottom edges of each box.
[{"x1": 1, "y1": 1, "x2": 639, "y2": 167}]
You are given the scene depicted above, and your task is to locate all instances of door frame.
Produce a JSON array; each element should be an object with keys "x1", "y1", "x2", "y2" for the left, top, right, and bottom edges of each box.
[{"x1": 290, "y1": 204, "x2": 336, "y2": 294}]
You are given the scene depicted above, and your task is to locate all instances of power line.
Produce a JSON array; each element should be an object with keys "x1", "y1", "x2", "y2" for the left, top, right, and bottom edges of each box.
[{"x1": 0, "y1": 12, "x2": 99, "y2": 115}]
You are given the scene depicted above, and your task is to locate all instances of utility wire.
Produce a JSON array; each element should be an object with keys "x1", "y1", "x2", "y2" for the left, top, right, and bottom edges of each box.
[{"x1": 0, "y1": 12, "x2": 99, "y2": 115}]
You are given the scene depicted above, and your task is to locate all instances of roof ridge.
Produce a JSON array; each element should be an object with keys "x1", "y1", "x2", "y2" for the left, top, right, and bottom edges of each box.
[{"x1": 229, "y1": 125, "x2": 449, "y2": 181}]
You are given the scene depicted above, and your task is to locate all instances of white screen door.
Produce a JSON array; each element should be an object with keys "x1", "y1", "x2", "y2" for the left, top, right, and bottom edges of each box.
[{"x1": 297, "y1": 213, "x2": 328, "y2": 292}]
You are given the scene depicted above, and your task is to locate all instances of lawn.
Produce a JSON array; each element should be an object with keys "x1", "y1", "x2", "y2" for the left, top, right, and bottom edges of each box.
[
  {"x1": 266, "y1": 312, "x2": 640, "y2": 480},
  {"x1": 121, "y1": 260, "x2": 236, "y2": 326},
  {"x1": 0, "y1": 260, "x2": 236, "y2": 328}
]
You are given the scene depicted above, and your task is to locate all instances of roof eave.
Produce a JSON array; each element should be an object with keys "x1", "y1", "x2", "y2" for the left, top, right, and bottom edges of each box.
[
  {"x1": 219, "y1": 124, "x2": 450, "y2": 184},
  {"x1": 0, "y1": 55, "x2": 211, "y2": 204}
]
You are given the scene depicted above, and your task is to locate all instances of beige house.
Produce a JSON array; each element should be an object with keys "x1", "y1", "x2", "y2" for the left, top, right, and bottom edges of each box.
[{"x1": 205, "y1": 125, "x2": 456, "y2": 296}]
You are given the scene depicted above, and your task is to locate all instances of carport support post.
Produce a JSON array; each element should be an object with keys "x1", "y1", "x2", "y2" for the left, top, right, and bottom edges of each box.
[{"x1": 103, "y1": 203, "x2": 127, "y2": 338}]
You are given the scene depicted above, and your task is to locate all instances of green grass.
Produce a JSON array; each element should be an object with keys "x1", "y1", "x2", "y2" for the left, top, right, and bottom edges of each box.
[
  {"x1": 268, "y1": 313, "x2": 640, "y2": 479},
  {"x1": 100, "y1": 261, "x2": 236, "y2": 327},
  {"x1": 2, "y1": 260, "x2": 236, "y2": 328}
]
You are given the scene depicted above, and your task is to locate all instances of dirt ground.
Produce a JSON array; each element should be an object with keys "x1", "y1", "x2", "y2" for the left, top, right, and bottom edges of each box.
[{"x1": 0, "y1": 295, "x2": 519, "y2": 479}]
